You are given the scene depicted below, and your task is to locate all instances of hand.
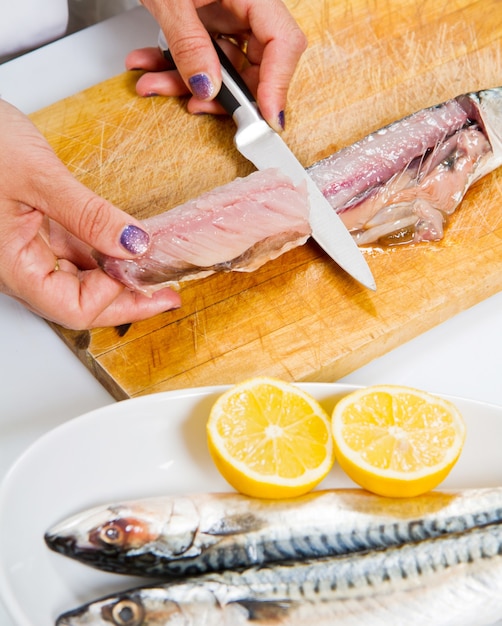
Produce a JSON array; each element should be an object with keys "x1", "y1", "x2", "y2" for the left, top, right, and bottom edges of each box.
[
  {"x1": 0, "y1": 99, "x2": 181, "y2": 330},
  {"x1": 127, "y1": 0, "x2": 307, "y2": 132}
]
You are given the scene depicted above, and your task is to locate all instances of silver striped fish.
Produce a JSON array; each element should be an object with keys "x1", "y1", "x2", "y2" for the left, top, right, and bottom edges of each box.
[
  {"x1": 45, "y1": 487, "x2": 502, "y2": 577},
  {"x1": 55, "y1": 518, "x2": 502, "y2": 625}
]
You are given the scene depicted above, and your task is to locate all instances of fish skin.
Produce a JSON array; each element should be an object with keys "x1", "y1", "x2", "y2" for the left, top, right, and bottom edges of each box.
[
  {"x1": 45, "y1": 487, "x2": 502, "y2": 578},
  {"x1": 307, "y1": 98, "x2": 470, "y2": 211},
  {"x1": 55, "y1": 520, "x2": 502, "y2": 625}
]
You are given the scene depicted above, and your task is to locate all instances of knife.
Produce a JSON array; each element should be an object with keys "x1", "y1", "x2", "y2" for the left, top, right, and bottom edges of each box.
[{"x1": 158, "y1": 31, "x2": 376, "y2": 291}]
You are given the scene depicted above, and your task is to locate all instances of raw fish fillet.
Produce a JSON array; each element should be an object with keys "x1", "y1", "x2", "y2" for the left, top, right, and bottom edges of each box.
[{"x1": 97, "y1": 169, "x2": 310, "y2": 295}]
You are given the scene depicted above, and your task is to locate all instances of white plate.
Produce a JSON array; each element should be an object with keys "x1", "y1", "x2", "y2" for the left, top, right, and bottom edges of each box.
[{"x1": 1, "y1": 383, "x2": 502, "y2": 626}]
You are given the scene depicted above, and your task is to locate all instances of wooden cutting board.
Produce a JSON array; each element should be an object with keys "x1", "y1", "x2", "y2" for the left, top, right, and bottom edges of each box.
[{"x1": 32, "y1": 0, "x2": 502, "y2": 400}]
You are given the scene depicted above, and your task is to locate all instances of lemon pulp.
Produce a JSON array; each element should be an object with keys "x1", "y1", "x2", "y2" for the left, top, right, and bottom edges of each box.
[
  {"x1": 207, "y1": 377, "x2": 335, "y2": 499},
  {"x1": 331, "y1": 385, "x2": 466, "y2": 498}
]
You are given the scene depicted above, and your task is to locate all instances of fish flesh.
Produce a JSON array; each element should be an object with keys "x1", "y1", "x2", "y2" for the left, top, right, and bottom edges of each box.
[
  {"x1": 45, "y1": 487, "x2": 502, "y2": 578},
  {"x1": 54, "y1": 520, "x2": 502, "y2": 625},
  {"x1": 97, "y1": 87, "x2": 502, "y2": 295},
  {"x1": 308, "y1": 87, "x2": 502, "y2": 246},
  {"x1": 96, "y1": 168, "x2": 310, "y2": 295}
]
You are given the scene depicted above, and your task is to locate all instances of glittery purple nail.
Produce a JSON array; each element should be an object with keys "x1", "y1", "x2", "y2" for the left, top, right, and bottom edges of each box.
[
  {"x1": 278, "y1": 110, "x2": 286, "y2": 131},
  {"x1": 188, "y1": 73, "x2": 214, "y2": 100},
  {"x1": 120, "y1": 225, "x2": 149, "y2": 255}
]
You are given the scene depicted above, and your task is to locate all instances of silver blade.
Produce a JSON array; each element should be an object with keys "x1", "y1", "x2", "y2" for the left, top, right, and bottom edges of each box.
[{"x1": 234, "y1": 117, "x2": 376, "y2": 290}]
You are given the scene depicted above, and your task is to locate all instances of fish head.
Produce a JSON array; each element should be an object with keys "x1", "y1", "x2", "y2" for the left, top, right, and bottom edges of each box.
[
  {"x1": 55, "y1": 586, "x2": 232, "y2": 626},
  {"x1": 458, "y1": 87, "x2": 502, "y2": 178},
  {"x1": 45, "y1": 497, "x2": 201, "y2": 570},
  {"x1": 56, "y1": 592, "x2": 147, "y2": 626}
]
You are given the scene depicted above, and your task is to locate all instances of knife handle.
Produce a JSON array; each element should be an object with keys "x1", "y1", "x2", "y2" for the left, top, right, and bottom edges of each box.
[{"x1": 158, "y1": 30, "x2": 263, "y2": 126}]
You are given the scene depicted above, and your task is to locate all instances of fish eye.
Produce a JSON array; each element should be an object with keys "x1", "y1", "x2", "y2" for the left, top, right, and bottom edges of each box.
[
  {"x1": 91, "y1": 516, "x2": 149, "y2": 550},
  {"x1": 111, "y1": 599, "x2": 145, "y2": 626},
  {"x1": 98, "y1": 522, "x2": 125, "y2": 546}
]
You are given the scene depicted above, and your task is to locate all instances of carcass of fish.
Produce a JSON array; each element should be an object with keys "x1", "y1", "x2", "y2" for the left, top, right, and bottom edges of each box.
[
  {"x1": 96, "y1": 168, "x2": 310, "y2": 295},
  {"x1": 54, "y1": 519, "x2": 502, "y2": 625},
  {"x1": 97, "y1": 87, "x2": 502, "y2": 295},
  {"x1": 45, "y1": 487, "x2": 502, "y2": 577},
  {"x1": 307, "y1": 87, "x2": 502, "y2": 246}
]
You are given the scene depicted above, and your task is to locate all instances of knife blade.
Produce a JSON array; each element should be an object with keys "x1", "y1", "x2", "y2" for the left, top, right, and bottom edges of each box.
[{"x1": 158, "y1": 31, "x2": 376, "y2": 291}]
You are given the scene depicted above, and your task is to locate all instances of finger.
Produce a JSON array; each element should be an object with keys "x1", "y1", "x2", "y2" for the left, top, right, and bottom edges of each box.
[
  {"x1": 27, "y1": 267, "x2": 181, "y2": 329},
  {"x1": 126, "y1": 46, "x2": 189, "y2": 98},
  {"x1": 134, "y1": 70, "x2": 188, "y2": 98},
  {"x1": 196, "y1": 3, "x2": 246, "y2": 34},
  {"x1": 186, "y1": 98, "x2": 227, "y2": 116},
  {"x1": 186, "y1": 38, "x2": 254, "y2": 114},
  {"x1": 245, "y1": 0, "x2": 307, "y2": 131},
  {"x1": 2, "y1": 215, "x2": 181, "y2": 329},
  {"x1": 129, "y1": 32, "x2": 251, "y2": 109},
  {"x1": 47, "y1": 218, "x2": 97, "y2": 270},
  {"x1": 30, "y1": 157, "x2": 152, "y2": 260},
  {"x1": 90, "y1": 284, "x2": 182, "y2": 329},
  {"x1": 0, "y1": 99, "x2": 150, "y2": 261},
  {"x1": 141, "y1": 0, "x2": 222, "y2": 101},
  {"x1": 125, "y1": 46, "x2": 172, "y2": 72}
]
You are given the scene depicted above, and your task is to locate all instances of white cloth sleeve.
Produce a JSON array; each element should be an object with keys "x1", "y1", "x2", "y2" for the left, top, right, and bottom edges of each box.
[{"x1": 0, "y1": 0, "x2": 69, "y2": 57}]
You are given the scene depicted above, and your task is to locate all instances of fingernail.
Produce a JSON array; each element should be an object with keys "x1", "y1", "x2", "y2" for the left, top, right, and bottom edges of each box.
[
  {"x1": 278, "y1": 110, "x2": 286, "y2": 131},
  {"x1": 120, "y1": 224, "x2": 149, "y2": 254},
  {"x1": 188, "y1": 73, "x2": 214, "y2": 100},
  {"x1": 269, "y1": 111, "x2": 286, "y2": 134}
]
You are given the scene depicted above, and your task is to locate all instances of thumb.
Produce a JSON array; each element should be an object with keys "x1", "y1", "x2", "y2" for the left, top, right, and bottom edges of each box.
[
  {"x1": 143, "y1": 0, "x2": 222, "y2": 100},
  {"x1": 0, "y1": 97, "x2": 149, "y2": 259},
  {"x1": 37, "y1": 160, "x2": 150, "y2": 259}
]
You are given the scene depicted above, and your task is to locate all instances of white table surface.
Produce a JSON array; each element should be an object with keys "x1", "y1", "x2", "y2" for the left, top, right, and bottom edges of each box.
[{"x1": 0, "y1": 7, "x2": 501, "y2": 624}]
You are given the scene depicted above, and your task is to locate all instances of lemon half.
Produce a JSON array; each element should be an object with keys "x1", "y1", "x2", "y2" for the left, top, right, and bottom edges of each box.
[
  {"x1": 331, "y1": 385, "x2": 466, "y2": 498},
  {"x1": 207, "y1": 377, "x2": 335, "y2": 499}
]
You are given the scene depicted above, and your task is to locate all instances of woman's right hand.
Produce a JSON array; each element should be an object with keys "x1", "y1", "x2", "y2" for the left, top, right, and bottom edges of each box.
[{"x1": 127, "y1": 0, "x2": 307, "y2": 132}]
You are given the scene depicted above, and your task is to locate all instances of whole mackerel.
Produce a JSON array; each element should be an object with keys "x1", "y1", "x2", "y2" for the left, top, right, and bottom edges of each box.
[
  {"x1": 55, "y1": 520, "x2": 502, "y2": 625},
  {"x1": 45, "y1": 487, "x2": 502, "y2": 577}
]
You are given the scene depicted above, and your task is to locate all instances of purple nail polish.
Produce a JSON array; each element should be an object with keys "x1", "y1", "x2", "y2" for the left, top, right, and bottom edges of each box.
[
  {"x1": 188, "y1": 73, "x2": 214, "y2": 100},
  {"x1": 278, "y1": 110, "x2": 286, "y2": 131},
  {"x1": 120, "y1": 224, "x2": 149, "y2": 255}
]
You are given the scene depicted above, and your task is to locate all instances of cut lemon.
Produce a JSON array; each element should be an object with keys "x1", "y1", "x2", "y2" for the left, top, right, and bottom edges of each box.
[
  {"x1": 207, "y1": 377, "x2": 335, "y2": 499},
  {"x1": 331, "y1": 385, "x2": 466, "y2": 498}
]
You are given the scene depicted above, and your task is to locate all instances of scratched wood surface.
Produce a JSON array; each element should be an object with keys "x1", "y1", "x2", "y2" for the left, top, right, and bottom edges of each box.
[{"x1": 31, "y1": 0, "x2": 502, "y2": 400}]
